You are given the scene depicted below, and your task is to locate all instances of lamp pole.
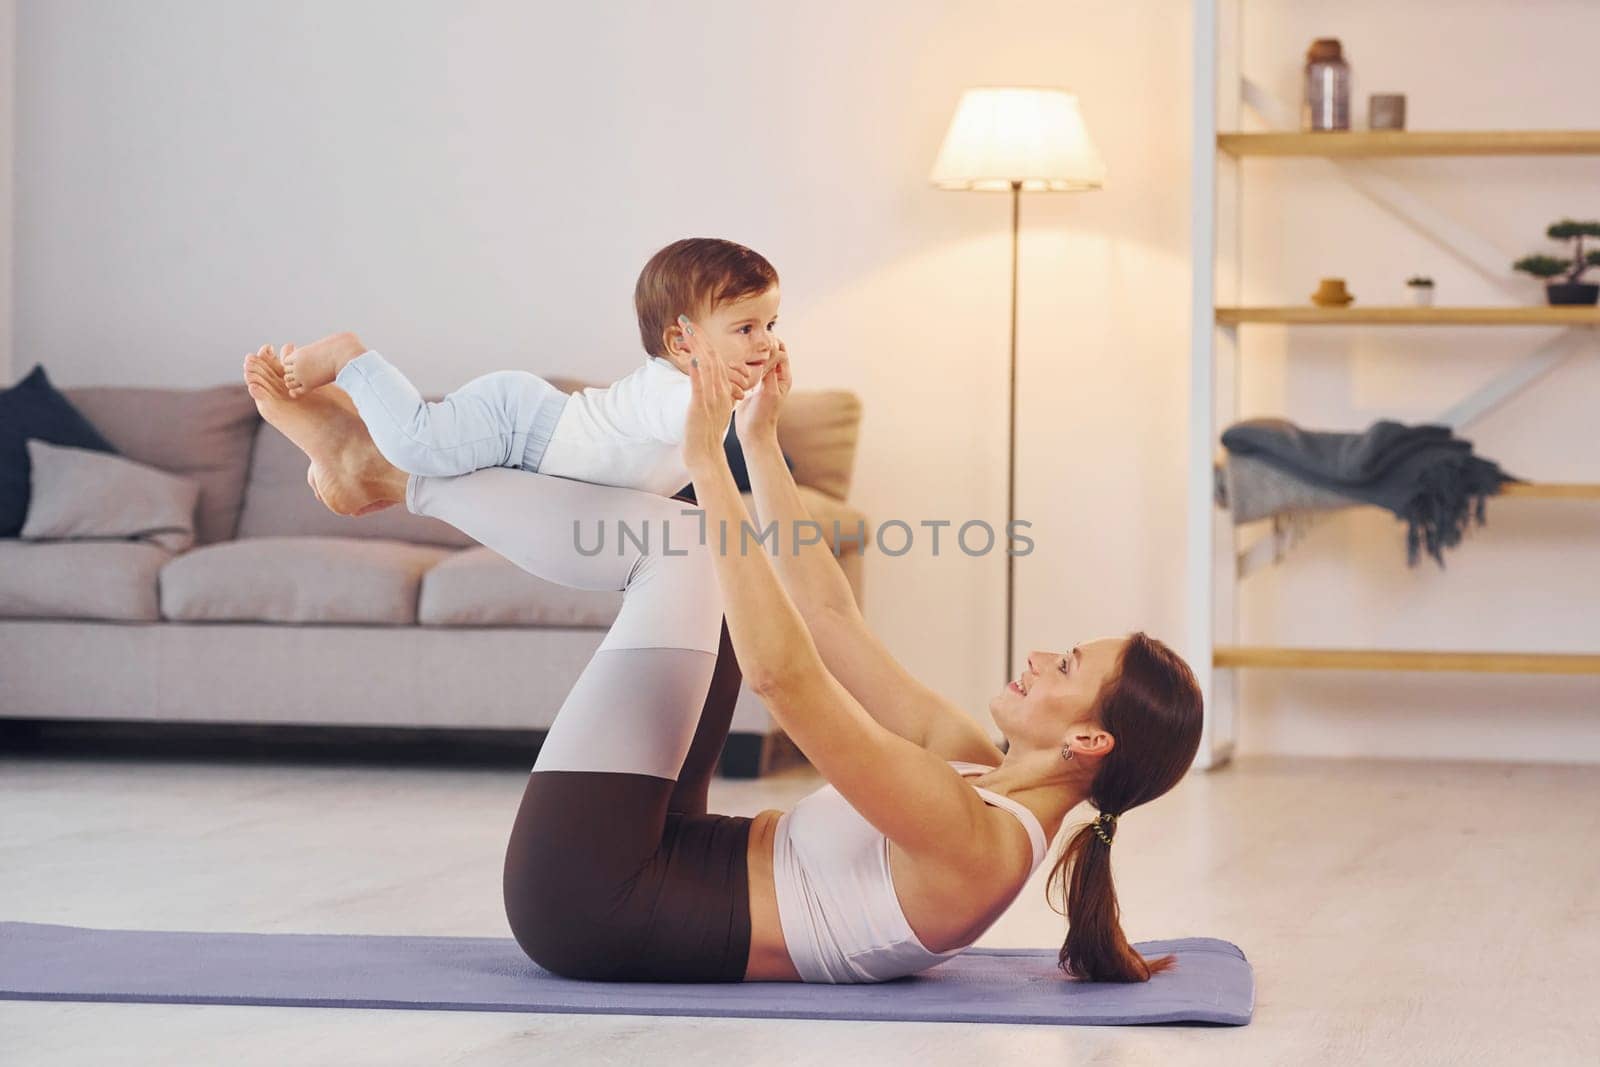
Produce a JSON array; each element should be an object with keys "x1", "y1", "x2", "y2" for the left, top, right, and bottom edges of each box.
[{"x1": 1005, "y1": 180, "x2": 1021, "y2": 691}]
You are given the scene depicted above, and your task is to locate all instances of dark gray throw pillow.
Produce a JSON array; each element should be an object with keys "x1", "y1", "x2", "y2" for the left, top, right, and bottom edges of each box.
[{"x1": 0, "y1": 365, "x2": 118, "y2": 537}]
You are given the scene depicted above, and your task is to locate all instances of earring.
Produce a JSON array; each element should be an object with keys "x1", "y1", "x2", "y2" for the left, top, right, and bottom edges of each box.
[{"x1": 1061, "y1": 746, "x2": 1074, "y2": 762}]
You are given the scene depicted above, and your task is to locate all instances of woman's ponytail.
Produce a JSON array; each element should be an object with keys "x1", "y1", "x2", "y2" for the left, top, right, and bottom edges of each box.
[
  {"x1": 1046, "y1": 632, "x2": 1204, "y2": 983},
  {"x1": 1049, "y1": 819, "x2": 1174, "y2": 982}
]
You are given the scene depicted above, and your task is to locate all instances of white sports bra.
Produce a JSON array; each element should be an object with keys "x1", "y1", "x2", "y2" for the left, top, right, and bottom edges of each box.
[{"x1": 769, "y1": 760, "x2": 1050, "y2": 984}]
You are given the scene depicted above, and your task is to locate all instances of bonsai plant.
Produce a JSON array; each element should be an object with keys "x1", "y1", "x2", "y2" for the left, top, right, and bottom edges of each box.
[
  {"x1": 1513, "y1": 219, "x2": 1600, "y2": 306},
  {"x1": 1406, "y1": 275, "x2": 1434, "y2": 307}
]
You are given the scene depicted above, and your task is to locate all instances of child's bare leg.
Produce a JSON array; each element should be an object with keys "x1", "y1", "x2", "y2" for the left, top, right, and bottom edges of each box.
[
  {"x1": 282, "y1": 332, "x2": 367, "y2": 398},
  {"x1": 242, "y1": 345, "x2": 407, "y2": 515}
]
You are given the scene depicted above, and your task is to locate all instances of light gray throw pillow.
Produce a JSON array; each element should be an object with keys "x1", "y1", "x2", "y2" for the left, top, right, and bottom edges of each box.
[{"x1": 20, "y1": 439, "x2": 201, "y2": 552}]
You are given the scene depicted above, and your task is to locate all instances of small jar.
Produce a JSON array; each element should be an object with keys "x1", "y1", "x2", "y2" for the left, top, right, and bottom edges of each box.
[{"x1": 1303, "y1": 38, "x2": 1351, "y2": 132}]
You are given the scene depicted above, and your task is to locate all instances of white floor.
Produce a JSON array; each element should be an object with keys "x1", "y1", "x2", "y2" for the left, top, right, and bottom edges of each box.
[{"x1": 3, "y1": 751, "x2": 1598, "y2": 1066}]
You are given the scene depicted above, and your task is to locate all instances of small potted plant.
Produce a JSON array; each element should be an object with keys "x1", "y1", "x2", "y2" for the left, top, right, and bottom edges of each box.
[
  {"x1": 1513, "y1": 219, "x2": 1600, "y2": 306},
  {"x1": 1405, "y1": 276, "x2": 1435, "y2": 307}
]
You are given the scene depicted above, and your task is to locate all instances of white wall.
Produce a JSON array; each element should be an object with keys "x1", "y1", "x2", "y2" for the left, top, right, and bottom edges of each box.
[
  {"x1": 12, "y1": 0, "x2": 1597, "y2": 763},
  {"x1": 0, "y1": 0, "x2": 14, "y2": 384}
]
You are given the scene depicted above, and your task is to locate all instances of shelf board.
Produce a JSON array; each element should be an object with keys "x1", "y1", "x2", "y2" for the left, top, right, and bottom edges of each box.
[
  {"x1": 1215, "y1": 306, "x2": 1600, "y2": 326},
  {"x1": 1214, "y1": 646, "x2": 1600, "y2": 675},
  {"x1": 1217, "y1": 130, "x2": 1600, "y2": 158},
  {"x1": 1210, "y1": 466, "x2": 1599, "y2": 503},
  {"x1": 1498, "y1": 483, "x2": 1600, "y2": 500}
]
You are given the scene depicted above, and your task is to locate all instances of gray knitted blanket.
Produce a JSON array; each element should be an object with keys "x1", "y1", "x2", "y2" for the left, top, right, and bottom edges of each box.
[{"x1": 1215, "y1": 417, "x2": 1523, "y2": 568}]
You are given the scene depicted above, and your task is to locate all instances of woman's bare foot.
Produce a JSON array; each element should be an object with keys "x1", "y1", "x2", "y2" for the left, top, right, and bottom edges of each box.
[
  {"x1": 243, "y1": 345, "x2": 407, "y2": 515},
  {"x1": 322, "y1": 383, "x2": 361, "y2": 417},
  {"x1": 281, "y1": 333, "x2": 367, "y2": 398},
  {"x1": 302, "y1": 461, "x2": 393, "y2": 515}
]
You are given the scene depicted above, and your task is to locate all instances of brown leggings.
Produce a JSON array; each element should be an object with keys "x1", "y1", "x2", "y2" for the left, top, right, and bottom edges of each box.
[{"x1": 501, "y1": 615, "x2": 755, "y2": 982}]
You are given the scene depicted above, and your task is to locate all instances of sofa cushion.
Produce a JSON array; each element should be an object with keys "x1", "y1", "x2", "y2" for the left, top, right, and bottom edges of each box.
[
  {"x1": 418, "y1": 547, "x2": 624, "y2": 628},
  {"x1": 234, "y1": 423, "x2": 474, "y2": 549},
  {"x1": 21, "y1": 440, "x2": 202, "y2": 552},
  {"x1": 0, "y1": 540, "x2": 169, "y2": 621},
  {"x1": 1, "y1": 365, "x2": 120, "y2": 537},
  {"x1": 64, "y1": 383, "x2": 260, "y2": 545},
  {"x1": 161, "y1": 537, "x2": 453, "y2": 625},
  {"x1": 777, "y1": 390, "x2": 862, "y2": 501}
]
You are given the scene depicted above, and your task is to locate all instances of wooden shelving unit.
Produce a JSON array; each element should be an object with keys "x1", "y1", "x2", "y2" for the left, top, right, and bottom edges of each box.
[
  {"x1": 1216, "y1": 306, "x2": 1600, "y2": 327},
  {"x1": 1187, "y1": 5, "x2": 1600, "y2": 770},
  {"x1": 1214, "y1": 647, "x2": 1600, "y2": 675},
  {"x1": 1217, "y1": 130, "x2": 1600, "y2": 158}
]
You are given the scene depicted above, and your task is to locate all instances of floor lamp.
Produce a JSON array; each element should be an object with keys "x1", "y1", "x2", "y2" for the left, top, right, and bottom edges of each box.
[{"x1": 929, "y1": 87, "x2": 1106, "y2": 689}]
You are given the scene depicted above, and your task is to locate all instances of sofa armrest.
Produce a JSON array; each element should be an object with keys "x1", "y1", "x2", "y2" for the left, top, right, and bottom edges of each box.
[
  {"x1": 737, "y1": 485, "x2": 867, "y2": 611},
  {"x1": 775, "y1": 390, "x2": 862, "y2": 501}
]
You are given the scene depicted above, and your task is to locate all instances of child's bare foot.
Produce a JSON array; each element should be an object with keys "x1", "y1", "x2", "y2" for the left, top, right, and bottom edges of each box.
[
  {"x1": 281, "y1": 333, "x2": 366, "y2": 398},
  {"x1": 243, "y1": 345, "x2": 405, "y2": 515}
]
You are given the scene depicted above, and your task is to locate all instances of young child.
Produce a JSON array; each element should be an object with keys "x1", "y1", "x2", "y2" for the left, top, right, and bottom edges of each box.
[{"x1": 280, "y1": 238, "x2": 781, "y2": 498}]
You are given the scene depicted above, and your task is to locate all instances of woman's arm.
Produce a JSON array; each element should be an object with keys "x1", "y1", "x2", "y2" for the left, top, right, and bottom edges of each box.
[
  {"x1": 678, "y1": 337, "x2": 845, "y2": 700},
  {"x1": 680, "y1": 328, "x2": 993, "y2": 863},
  {"x1": 740, "y1": 429, "x2": 858, "y2": 618},
  {"x1": 732, "y1": 341, "x2": 854, "y2": 616},
  {"x1": 735, "y1": 342, "x2": 1001, "y2": 763},
  {"x1": 743, "y1": 429, "x2": 998, "y2": 762}
]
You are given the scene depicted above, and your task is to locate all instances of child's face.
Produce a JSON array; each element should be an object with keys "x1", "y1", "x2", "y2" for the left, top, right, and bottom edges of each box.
[{"x1": 666, "y1": 286, "x2": 781, "y2": 384}]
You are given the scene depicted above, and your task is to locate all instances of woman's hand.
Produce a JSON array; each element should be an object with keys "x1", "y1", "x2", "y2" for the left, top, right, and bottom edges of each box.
[
  {"x1": 734, "y1": 336, "x2": 792, "y2": 445},
  {"x1": 679, "y1": 315, "x2": 736, "y2": 476}
]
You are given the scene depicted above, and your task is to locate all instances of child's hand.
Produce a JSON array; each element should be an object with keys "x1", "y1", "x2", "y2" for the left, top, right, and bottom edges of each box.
[
  {"x1": 734, "y1": 336, "x2": 792, "y2": 444},
  {"x1": 680, "y1": 316, "x2": 737, "y2": 476}
]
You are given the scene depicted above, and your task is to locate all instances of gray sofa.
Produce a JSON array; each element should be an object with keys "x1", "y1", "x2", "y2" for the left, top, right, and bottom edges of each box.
[{"x1": 0, "y1": 378, "x2": 867, "y2": 775}]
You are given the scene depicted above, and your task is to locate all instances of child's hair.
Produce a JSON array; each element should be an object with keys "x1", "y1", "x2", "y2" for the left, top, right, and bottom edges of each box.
[{"x1": 634, "y1": 238, "x2": 780, "y2": 359}]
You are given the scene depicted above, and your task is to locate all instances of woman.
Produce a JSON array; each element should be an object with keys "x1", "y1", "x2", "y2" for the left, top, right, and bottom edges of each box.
[{"x1": 240, "y1": 326, "x2": 1202, "y2": 985}]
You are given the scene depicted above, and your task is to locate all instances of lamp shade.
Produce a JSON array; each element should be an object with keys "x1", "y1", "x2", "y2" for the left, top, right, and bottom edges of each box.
[{"x1": 929, "y1": 87, "x2": 1106, "y2": 192}]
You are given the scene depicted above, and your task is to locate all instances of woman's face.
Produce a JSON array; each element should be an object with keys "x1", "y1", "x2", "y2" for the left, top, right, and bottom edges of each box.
[{"x1": 989, "y1": 636, "x2": 1129, "y2": 750}]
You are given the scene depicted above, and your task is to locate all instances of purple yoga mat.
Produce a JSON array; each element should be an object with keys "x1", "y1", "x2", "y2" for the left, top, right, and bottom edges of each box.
[{"x1": 0, "y1": 922, "x2": 1252, "y2": 1026}]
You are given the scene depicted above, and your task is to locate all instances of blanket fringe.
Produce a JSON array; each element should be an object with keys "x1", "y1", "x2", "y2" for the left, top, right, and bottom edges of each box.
[{"x1": 1399, "y1": 456, "x2": 1507, "y2": 569}]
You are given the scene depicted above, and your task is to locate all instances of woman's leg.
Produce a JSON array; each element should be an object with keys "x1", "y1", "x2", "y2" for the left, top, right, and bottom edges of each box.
[
  {"x1": 236, "y1": 358, "x2": 750, "y2": 979},
  {"x1": 667, "y1": 616, "x2": 742, "y2": 815},
  {"x1": 337, "y1": 352, "x2": 568, "y2": 477},
  {"x1": 407, "y1": 468, "x2": 752, "y2": 980}
]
